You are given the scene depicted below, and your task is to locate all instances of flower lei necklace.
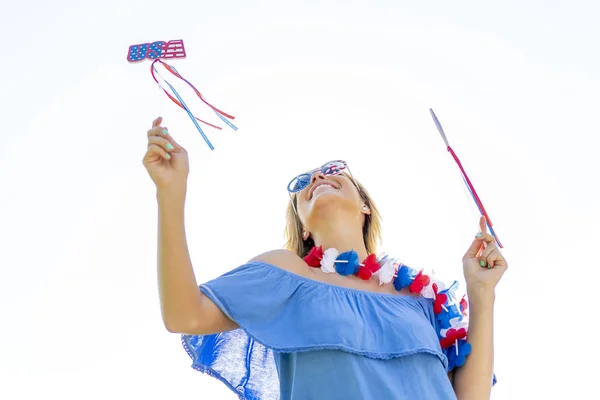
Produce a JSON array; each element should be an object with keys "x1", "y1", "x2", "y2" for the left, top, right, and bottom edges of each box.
[{"x1": 303, "y1": 245, "x2": 472, "y2": 371}]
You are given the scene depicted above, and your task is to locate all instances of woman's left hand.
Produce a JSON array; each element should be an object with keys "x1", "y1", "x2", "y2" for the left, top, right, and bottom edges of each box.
[{"x1": 462, "y1": 216, "x2": 508, "y2": 297}]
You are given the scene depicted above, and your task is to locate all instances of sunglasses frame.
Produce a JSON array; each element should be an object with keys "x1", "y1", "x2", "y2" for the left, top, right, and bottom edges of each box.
[
  {"x1": 287, "y1": 160, "x2": 359, "y2": 217},
  {"x1": 286, "y1": 160, "x2": 349, "y2": 193}
]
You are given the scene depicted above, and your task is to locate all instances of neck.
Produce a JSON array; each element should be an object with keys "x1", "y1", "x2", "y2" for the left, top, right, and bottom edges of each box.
[{"x1": 310, "y1": 216, "x2": 368, "y2": 261}]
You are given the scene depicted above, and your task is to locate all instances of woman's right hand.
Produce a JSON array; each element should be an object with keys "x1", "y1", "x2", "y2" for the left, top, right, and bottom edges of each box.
[{"x1": 143, "y1": 117, "x2": 190, "y2": 191}]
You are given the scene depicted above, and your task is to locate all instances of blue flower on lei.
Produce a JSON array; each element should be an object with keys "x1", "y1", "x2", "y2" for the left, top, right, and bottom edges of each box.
[{"x1": 335, "y1": 250, "x2": 361, "y2": 275}]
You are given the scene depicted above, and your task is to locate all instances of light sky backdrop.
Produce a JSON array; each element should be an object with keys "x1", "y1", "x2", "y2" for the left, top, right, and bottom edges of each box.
[{"x1": 1, "y1": 1, "x2": 598, "y2": 399}]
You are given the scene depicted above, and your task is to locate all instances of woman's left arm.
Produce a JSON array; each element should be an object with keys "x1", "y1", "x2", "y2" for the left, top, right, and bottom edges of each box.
[
  {"x1": 452, "y1": 216, "x2": 507, "y2": 400},
  {"x1": 452, "y1": 288, "x2": 495, "y2": 399}
]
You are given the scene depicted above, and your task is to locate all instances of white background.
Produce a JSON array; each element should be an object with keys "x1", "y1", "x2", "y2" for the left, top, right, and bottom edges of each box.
[{"x1": 1, "y1": 1, "x2": 598, "y2": 399}]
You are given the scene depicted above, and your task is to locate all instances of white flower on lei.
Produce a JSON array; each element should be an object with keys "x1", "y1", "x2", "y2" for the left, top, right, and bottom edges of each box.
[
  {"x1": 440, "y1": 318, "x2": 468, "y2": 338},
  {"x1": 320, "y1": 248, "x2": 339, "y2": 273},
  {"x1": 421, "y1": 278, "x2": 446, "y2": 299},
  {"x1": 375, "y1": 258, "x2": 396, "y2": 285}
]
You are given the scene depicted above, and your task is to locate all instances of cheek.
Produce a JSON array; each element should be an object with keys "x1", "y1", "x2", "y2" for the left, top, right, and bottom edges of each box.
[
  {"x1": 336, "y1": 176, "x2": 359, "y2": 197},
  {"x1": 340, "y1": 184, "x2": 362, "y2": 204},
  {"x1": 295, "y1": 197, "x2": 310, "y2": 223}
]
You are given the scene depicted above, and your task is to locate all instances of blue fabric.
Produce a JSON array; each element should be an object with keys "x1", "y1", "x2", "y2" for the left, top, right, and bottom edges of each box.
[{"x1": 182, "y1": 261, "x2": 458, "y2": 400}]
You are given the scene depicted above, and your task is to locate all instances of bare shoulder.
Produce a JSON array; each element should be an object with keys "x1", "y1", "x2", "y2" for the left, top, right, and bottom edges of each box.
[{"x1": 249, "y1": 249, "x2": 308, "y2": 275}]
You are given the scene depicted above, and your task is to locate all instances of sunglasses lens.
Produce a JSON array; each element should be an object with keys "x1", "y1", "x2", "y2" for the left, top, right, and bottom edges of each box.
[
  {"x1": 288, "y1": 173, "x2": 312, "y2": 193},
  {"x1": 321, "y1": 161, "x2": 346, "y2": 175},
  {"x1": 287, "y1": 161, "x2": 347, "y2": 193}
]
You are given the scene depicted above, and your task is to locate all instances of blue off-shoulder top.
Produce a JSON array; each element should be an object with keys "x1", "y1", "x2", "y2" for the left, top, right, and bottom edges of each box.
[{"x1": 182, "y1": 261, "x2": 460, "y2": 400}]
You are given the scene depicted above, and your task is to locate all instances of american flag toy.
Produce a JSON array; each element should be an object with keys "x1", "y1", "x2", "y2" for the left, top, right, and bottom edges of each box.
[
  {"x1": 127, "y1": 39, "x2": 237, "y2": 150},
  {"x1": 127, "y1": 40, "x2": 186, "y2": 62}
]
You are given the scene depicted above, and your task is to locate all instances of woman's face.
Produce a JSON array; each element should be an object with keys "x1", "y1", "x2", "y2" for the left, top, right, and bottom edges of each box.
[{"x1": 295, "y1": 171, "x2": 365, "y2": 227}]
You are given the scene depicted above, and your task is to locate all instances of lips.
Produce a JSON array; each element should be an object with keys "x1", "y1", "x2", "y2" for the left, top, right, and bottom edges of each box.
[{"x1": 308, "y1": 181, "x2": 339, "y2": 199}]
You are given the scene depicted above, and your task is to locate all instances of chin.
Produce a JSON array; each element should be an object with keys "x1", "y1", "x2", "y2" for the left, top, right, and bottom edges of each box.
[
  {"x1": 306, "y1": 192, "x2": 356, "y2": 217},
  {"x1": 310, "y1": 190, "x2": 345, "y2": 203}
]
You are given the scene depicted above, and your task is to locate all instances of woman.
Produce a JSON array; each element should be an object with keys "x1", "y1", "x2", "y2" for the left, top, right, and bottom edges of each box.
[{"x1": 143, "y1": 117, "x2": 506, "y2": 400}]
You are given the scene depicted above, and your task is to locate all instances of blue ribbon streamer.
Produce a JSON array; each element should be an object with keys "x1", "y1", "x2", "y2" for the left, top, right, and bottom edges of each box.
[
  {"x1": 153, "y1": 64, "x2": 215, "y2": 150},
  {"x1": 169, "y1": 65, "x2": 238, "y2": 132}
]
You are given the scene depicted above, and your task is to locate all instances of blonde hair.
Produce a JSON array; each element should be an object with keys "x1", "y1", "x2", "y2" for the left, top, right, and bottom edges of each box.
[{"x1": 284, "y1": 176, "x2": 382, "y2": 258}]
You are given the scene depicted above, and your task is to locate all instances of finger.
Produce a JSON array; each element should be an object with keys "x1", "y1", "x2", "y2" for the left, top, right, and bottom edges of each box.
[
  {"x1": 484, "y1": 248, "x2": 506, "y2": 269},
  {"x1": 476, "y1": 231, "x2": 496, "y2": 246},
  {"x1": 146, "y1": 143, "x2": 171, "y2": 161},
  {"x1": 152, "y1": 117, "x2": 163, "y2": 128},
  {"x1": 463, "y1": 230, "x2": 494, "y2": 260},
  {"x1": 158, "y1": 127, "x2": 184, "y2": 149},
  {"x1": 146, "y1": 126, "x2": 182, "y2": 149},
  {"x1": 479, "y1": 241, "x2": 498, "y2": 268},
  {"x1": 147, "y1": 135, "x2": 175, "y2": 153},
  {"x1": 147, "y1": 125, "x2": 170, "y2": 139}
]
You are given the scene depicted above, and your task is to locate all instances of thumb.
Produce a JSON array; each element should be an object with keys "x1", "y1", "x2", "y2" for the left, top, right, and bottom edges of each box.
[
  {"x1": 479, "y1": 215, "x2": 487, "y2": 234},
  {"x1": 462, "y1": 215, "x2": 487, "y2": 259},
  {"x1": 462, "y1": 216, "x2": 487, "y2": 260},
  {"x1": 152, "y1": 116, "x2": 163, "y2": 128}
]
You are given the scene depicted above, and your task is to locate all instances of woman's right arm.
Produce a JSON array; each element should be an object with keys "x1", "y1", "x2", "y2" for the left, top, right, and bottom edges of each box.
[
  {"x1": 143, "y1": 117, "x2": 237, "y2": 335},
  {"x1": 144, "y1": 118, "x2": 302, "y2": 335},
  {"x1": 156, "y1": 190, "x2": 302, "y2": 334},
  {"x1": 157, "y1": 189, "x2": 238, "y2": 335}
]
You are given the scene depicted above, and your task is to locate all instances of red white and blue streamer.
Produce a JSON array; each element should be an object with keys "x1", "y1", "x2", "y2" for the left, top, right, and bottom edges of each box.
[
  {"x1": 151, "y1": 59, "x2": 237, "y2": 150},
  {"x1": 429, "y1": 109, "x2": 503, "y2": 248}
]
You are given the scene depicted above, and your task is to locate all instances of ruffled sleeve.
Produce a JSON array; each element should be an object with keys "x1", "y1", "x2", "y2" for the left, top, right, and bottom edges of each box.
[{"x1": 182, "y1": 262, "x2": 301, "y2": 400}]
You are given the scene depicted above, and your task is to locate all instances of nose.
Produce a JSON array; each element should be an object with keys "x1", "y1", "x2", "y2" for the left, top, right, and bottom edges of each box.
[{"x1": 311, "y1": 172, "x2": 326, "y2": 184}]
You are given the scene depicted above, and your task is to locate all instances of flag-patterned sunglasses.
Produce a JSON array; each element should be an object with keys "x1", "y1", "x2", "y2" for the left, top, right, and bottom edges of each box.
[{"x1": 287, "y1": 160, "x2": 350, "y2": 193}]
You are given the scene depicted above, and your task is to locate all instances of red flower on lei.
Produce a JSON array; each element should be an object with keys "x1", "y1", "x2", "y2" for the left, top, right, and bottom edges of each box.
[
  {"x1": 432, "y1": 283, "x2": 448, "y2": 315},
  {"x1": 440, "y1": 327, "x2": 468, "y2": 349},
  {"x1": 303, "y1": 245, "x2": 324, "y2": 267},
  {"x1": 409, "y1": 270, "x2": 430, "y2": 293},
  {"x1": 356, "y1": 254, "x2": 380, "y2": 280}
]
